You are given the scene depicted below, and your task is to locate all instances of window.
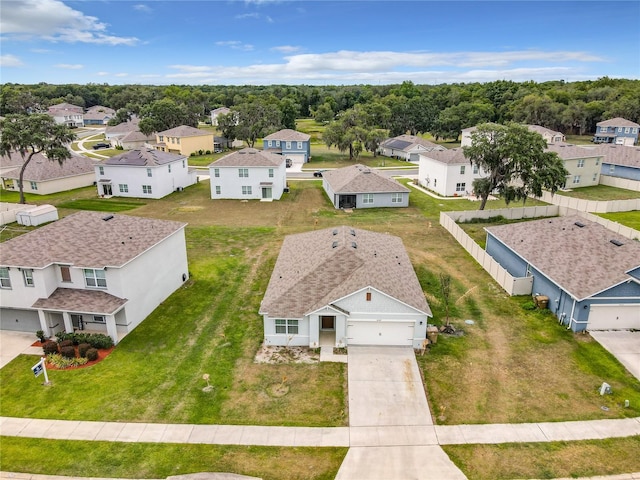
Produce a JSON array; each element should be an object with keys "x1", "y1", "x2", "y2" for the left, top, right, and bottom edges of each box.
[
  {"x1": 362, "y1": 193, "x2": 374, "y2": 204},
  {"x1": 118, "y1": 184, "x2": 128, "y2": 193},
  {"x1": 275, "y1": 140, "x2": 280, "y2": 147},
  {"x1": 215, "y1": 185, "x2": 221, "y2": 195},
  {"x1": 391, "y1": 193, "x2": 403, "y2": 203},
  {"x1": 577, "y1": 159, "x2": 585, "y2": 168},
  {"x1": 366, "y1": 292, "x2": 372, "y2": 301},
  {"x1": 269, "y1": 140, "x2": 273, "y2": 147},
  {"x1": 93, "y1": 315, "x2": 106, "y2": 323},
  {"x1": 595, "y1": 158, "x2": 600, "y2": 165},
  {"x1": 30, "y1": 181, "x2": 37, "y2": 190},
  {"x1": 473, "y1": 164, "x2": 479, "y2": 174},
  {"x1": 142, "y1": 185, "x2": 152, "y2": 194},
  {"x1": 459, "y1": 165, "x2": 466, "y2": 174},
  {"x1": 601, "y1": 126, "x2": 608, "y2": 133},
  {"x1": 275, "y1": 319, "x2": 298, "y2": 335},
  {"x1": 617, "y1": 127, "x2": 623, "y2": 132},
  {"x1": 98, "y1": 166, "x2": 104, "y2": 175},
  {"x1": 593, "y1": 173, "x2": 598, "y2": 181},
  {"x1": 572, "y1": 175, "x2": 581, "y2": 184},
  {"x1": 182, "y1": 160, "x2": 185, "y2": 168},
  {"x1": 268, "y1": 168, "x2": 274, "y2": 178},
  {"x1": 158, "y1": 135, "x2": 164, "y2": 142},
  {"x1": 609, "y1": 165, "x2": 615, "y2": 173},
  {"x1": 286, "y1": 141, "x2": 292, "y2": 149},
  {"x1": 625, "y1": 127, "x2": 630, "y2": 133},
  {"x1": 0, "y1": 267, "x2": 11, "y2": 289},
  {"x1": 60, "y1": 266, "x2": 71, "y2": 282},
  {"x1": 633, "y1": 128, "x2": 638, "y2": 134},
  {"x1": 242, "y1": 186, "x2": 252, "y2": 195},
  {"x1": 214, "y1": 168, "x2": 220, "y2": 178},
  {"x1": 433, "y1": 179, "x2": 437, "y2": 187},
  {"x1": 238, "y1": 168, "x2": 248, "y2": 178},
  {"x1": 168, "y1": 164, "x2": 172, "y2": 173},
  {"x1": 23, "y1": 269, "x2": 34, "y2": 287},
  {"x1": 176, "y1": 138, "x2": 180, "y2": 144},
  {"x1": 147, "y1": 168, "x2": 152, "y2": 177},
  {"x1": 456, "y1": 182, "x2": 466, "y2": 192},
  {"x1": 297, "y1": 141, "x2": 302, "y2": 149},
  {"x1": 84, "y1": 269, "x2": 107, "y2": 288}
]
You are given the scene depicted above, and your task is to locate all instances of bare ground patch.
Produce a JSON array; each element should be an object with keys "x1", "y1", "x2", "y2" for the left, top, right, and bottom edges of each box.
[{"x1": 254, "y1": 343, "x2": 320, "y2": 364}]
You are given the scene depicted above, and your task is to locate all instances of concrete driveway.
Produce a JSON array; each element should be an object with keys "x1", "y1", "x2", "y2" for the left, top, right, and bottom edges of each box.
[
  {"x1": 0, "y1": 331, "x2": 42, "y2": 368},
  {"x1": 590, "y1": 331, "x2": 640, "y2": 381}
]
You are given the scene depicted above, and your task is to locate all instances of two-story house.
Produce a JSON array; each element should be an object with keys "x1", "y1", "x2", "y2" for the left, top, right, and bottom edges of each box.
[
  {"x1": 95, "y1": 148, "x2": 197, "y2": 199},
  {"x1": 47, "y1": 103, "x2": 84, "y2": 128},
  {"x1": 263, "y1": 129, "x2": 311, "y2": 165},
  {"x1": 416, "y1": 148, "x2": 486, "y2": 197},
  {"x1": 0, "y1": 211, "x2": 189, "y2": 344},
  {"x1": 461, "y1": 125, "x2": 565, "y2": 147},
  {"x1": 546, "y1": 143, "x2": 603, "y2": 189},
  {"x1": 593, "y1": 118, "x2": 639, "y2": 146},
  {"x1": 153, "y1": 125, "x2": 215, "y2": 157},
  {"x1": 209, "y1": 148, "x2": 286, "y2": 200}
]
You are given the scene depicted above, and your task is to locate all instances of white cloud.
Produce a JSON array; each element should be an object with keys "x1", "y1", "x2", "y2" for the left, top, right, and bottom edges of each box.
[
  {"x1": 0, "y1": 54, "x2": 24, "y2": 66},
  {"x1": 0, "y1": 0, "x2": 139, "y2": 45},
  {"x1": 115, "y1": 73, "x2": 129, "y2": 77},
  {"x1": 271, "y1": 45, "x2": 301, "y2": 54},
  {"x1": 215, "y1": 40, "x2": 254, "y2": 51},
  {"x1": 133, "y1": 4, "x2": 152, "y2": 13},
  {"x1": 55, "y1": 63, "x2": 83, "y2": 69},
  {"x1": 96, "y1": 71, "x2": 109, "y2": 76},
  {"x1": 236, "y1": 13, "x2": 260, "y2": 20},
  {"x1": 30, "y1": 48, "x2": 55, "y2": 54}
]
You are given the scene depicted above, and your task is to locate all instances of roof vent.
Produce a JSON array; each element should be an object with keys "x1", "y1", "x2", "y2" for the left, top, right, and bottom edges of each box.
[
  {"x1": 332, "y1": 241, "x2": 338, "y2": 248},
  {"x1": 610, "y1": 239, "x2": 624, "y2": 247},
  {"x1": 102, "y1": 214, "x2": 114, "y2": 221},
  {"x1": 352, "y1": 242, "x2": 357, "y2": 249},
  {"x1": 332, "y1": 229, "x2": 338, "y2": 236},
  {"x1": 239, "y1": 150, "x2": 246, "y2": 154},
  {"x1": 350, "y1": 229, "x2": 356, "y2": 236},
  {"x1": 574, "y1": 221, "x2": 585, "y2": 228}
]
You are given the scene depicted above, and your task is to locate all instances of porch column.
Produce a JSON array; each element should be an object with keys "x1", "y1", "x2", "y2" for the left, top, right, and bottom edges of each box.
[
  {"x1": 309, "y1": 315, "x2": 319, "y2": 347},
  {"x1": 62, "y1": 311, "x2": 73, "y2": 334},
  {"x1": 105, "y1": 314, "x2": 118, "y2": 345},
  {"x1": 37, "y1": 309, "x2": 49, "y2": 335}
]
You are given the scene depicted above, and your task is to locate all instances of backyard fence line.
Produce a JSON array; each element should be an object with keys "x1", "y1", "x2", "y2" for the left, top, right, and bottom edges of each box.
[
  {"x1": 599, "y1": 175, "x2": 640, "y2": 192},
  {"x1": 535, "y1": 190, "x2": 640, "y2": 214}
]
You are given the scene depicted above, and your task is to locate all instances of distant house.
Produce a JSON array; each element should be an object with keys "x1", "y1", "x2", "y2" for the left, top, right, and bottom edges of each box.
[
  {"x1": 592, "y1": 144, "x2": 640, "y2": 181},
  {"x1": 485, "y1": 216, "x2": 640, "y2": 331},
  {"x1": 545, "y1": 143, "x2": 603, "y2": 189},
  {"x1": 0, "y1": 211, "x2": 189, "y2": 343},
  {"x1": 593, "y1": 118, "x2": 639, "y2": 146},
  {"x1": 461, "y1": 125, "x2": 565, "y2": 147},
  {"x1": 47, "y1": 104, "x2": 84, "y2": 128},
  {"x1": 260, "y1": 226, "x2": 432, "y2": 348},
  {"x1": 263, "y1": 129, "x2": 311, "y2": 164},
  {"x1": 416, "y1": 148, "x2": 485, "y2": 197},
  {"x1": 95, "y1": 148, "x2": 197, "y2": 199},
  {"x1": 379, "y1": 135, "x2": 445, "y2": 161},
  {"x1": 208, "y1": 148, "x2": 286, "y2": 200},
  {"x1": 322, "y1": 164, "x2": 410, "y2": 209},
  {"x1": 1, "y1": 152, "x2": 97, "y2": 195},
  {"x1": 153, "y1": 125, "x2": 214, "y2": 157},
  {"x1": 48, "y1": 103, "x2": 83, "y2": 113},
  {"x1": 105, "y1": 116, "x2": 140, "y2": 142},
  {"x1": 113, "y1": 131, "x2": 156, "y2": 150},
  {"x1": 211, "y1": 107, "x2": 232, "y2": 126},
  {"x1": 83, "y1": 106, "x2": 115, "y2": 126}
]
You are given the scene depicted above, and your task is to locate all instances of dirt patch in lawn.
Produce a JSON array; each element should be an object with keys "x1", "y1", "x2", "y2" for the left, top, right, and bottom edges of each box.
[{"x1": 254, "y1": 344, "x2": 319, "y2": 364}]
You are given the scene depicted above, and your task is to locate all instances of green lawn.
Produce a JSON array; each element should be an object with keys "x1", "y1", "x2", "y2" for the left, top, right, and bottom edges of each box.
[
  {"x1": 565, "y1": 134, "x2": 596, "y2": 145},
  {"x1": 557, "y1": 184, "x2": 640, "y2": 200},
  {"x1": 596, "y1": 210, "x2": 640, "y2": 230}
]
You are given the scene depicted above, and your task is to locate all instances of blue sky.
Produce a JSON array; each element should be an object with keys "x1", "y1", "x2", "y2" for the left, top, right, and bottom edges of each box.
[{"x1": 1, "y1": 0, "x2": 639, "y2": 85}]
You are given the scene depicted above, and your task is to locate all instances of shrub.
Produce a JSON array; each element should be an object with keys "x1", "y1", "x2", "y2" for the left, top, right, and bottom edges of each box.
[
  {"x1": 59, "y1": 339, "x2": 74, "y2": 348},
  {"x1": 522, "y1": 301, "x2": 537, "y2": 311},
  {"x1": 60, "y1": 345, "x2": 76, "y2": 359},
  {"x1": 190, "y1": 152, "x2": 196, "y2": 157},
  {"x1": 205, "y1": 150, "x2": 211, "y2": 155},
  {"x1": 78, "y1": 343, "x2": 92, "y2": 358},
  {"x1": 42, "y1": 340, "x2": 59, "y2": 355},
  {"x1": 86, "y1": 348, "x2": 99, "y2": 361},
  {"x1": 73, "y1": 333, "x2": 91, "y2": 345},
  {"x1": 87, "y1": 334, "x2": 114, "y2": 349},
  {"x1": 46, "y1": 353, "x2": 88, "y2": 369},
  {"x1": 35, "y1": 330, "x2": 47, "y2": 343}
]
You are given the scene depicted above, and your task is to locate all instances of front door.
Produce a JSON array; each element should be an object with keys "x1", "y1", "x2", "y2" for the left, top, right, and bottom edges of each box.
[
  {"x1": 102, "y1": 184, "x2": 113, "y2": 196},
  {"x1": 262, "y1": 187, "x2": 272, "y2": 199},
  {"x1": 320, "y1": 315, "x2": 335, "y2": 330}
]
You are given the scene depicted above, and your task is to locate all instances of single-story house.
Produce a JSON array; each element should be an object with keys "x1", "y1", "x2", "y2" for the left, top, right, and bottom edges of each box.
[
  {"x1": 591, "y1": 144, "x2": 640, "y2": 181},
  {"x1": 545, "y1": 143, "x2": 603, "y2": 189},
  {"x1": 379, "y1": 135, "x2": 445, "y2": 161},
  {"x1": 0, "y1": 211, "x2": 189, "y2": 343},
  {"x1": 95, "y1": 148, "x2": 197, "y2": 199},
  {"x1": 322, "y1": 164, "x2": 410, "y2": 209},
  {"x1": 208, "y1": 148, "x2": 286, "y2": 200},
  {"x1": 1, "y1": 152, "x2": 98, "y2": 195},
  {"x1": 211, "y1": 107, "x2": 232, "y2": 126},
  {"x1": 259, "y1": 226, "x2": 432, "y2": 348},
  {"x1": 105, "y1": 116, "x2": 140, "y2": 141},
  {"x1": 114, "y1": 130, "x2": 156, "y2": 150},
  {"x1": 263, "y1": 129, "x2": 311, "y2": 164},
  {"x1": 83, "y1": 105, "x2": 115, "y2": 126},
  {"x1": 461, "y1": 124, "x2": 566, "y2": 147},
  {"x1": 416, "y1": 148, "x2": 485, "y2": 197},
  {"x1": 153, "y1": 125, "x2": 214, "y2": 157},
  {"x1": 593, "y1": 117, "x2": 639, "y2": 146},
  {"x1": 485, "y1": 216, "x2": 640, "y2": 332}
]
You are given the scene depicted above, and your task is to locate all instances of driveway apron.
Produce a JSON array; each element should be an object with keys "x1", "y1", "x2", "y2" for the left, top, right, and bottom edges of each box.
[
  {"x1": 590, "y1": 331, "x2": 640, "y2": 382},
  {"x1": 335, "y1": 346, "x2": 466, "y2": 480}
]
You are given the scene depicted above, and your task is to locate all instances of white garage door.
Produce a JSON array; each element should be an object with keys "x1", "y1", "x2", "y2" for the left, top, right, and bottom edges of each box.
[
  {"x1": 588, "y1": 304, "x2": 640, "y2": 330},
  {"x1": 347, "y1": 320, "x2": 414, "y2": 346}
]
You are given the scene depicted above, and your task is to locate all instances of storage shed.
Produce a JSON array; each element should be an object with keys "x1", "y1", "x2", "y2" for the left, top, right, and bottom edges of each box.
[{"x1": 16, "y1": 205, "x2": 58, "y2": 226}]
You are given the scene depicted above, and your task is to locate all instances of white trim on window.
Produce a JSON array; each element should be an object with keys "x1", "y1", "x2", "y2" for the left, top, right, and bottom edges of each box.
[
  {"x1": 84, "y1": 269, "x2": 107, "y2": 288},
  {"x1": 362, "y1": 193, "x2": 374, "y2": 204},
  {"x1": 275, "y1": 319, "x2": 298, "y2": 334},
  {"x1": 0, "y1": 267, "x2": 12, "y2": 289},
  {"x1": 23, "y1": 268, "x2": 34, "y2": 287}
]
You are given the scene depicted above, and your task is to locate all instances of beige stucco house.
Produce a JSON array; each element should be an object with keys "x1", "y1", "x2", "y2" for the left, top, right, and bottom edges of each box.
[{"x1": 153, "y1": 125, "x2": 214, "y2": 157}]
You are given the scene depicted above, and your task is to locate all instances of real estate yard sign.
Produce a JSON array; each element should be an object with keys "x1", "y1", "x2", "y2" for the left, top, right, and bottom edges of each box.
[{"x1": 31, "y1": 358, "x2": 50, "y2": 385}]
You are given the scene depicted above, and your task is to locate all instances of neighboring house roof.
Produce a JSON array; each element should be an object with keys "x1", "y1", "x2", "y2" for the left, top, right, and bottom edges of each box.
[
  {"x1": 48, "y1": 103, "x2": 82, "y2": 112},
  {"x1": 0, "y1": 152, "x2": 97, "y2": 181},
  {"x1": 86, "y1": 105, "x2": 115, "y2": 115},
  {"x1": 211, "y1": 107, "x2": 231, "y2": 115},
  {"x1": 260, "y1": 226, "x2": 431, "y2": 318},
  {"x1": 486, "y1": 216, "x2": 640, "y2": 300},
  {"x1": 596, "y1": 117, "x2": 640, "y2": 128},
  {"x1": 158, "y1": 125, "x2": 210, "y2": 137},
  {"x1": 209, "y1": 148, "x2": 285, "y2": 167},
  {"x1": 48, "y1": 108, "x2": 83, "y2": 117},
  {"x1": 32, "y1": 288, "x2": 127, "y2": 315},
  {"x1": 119, "y1": 131, "x2": 155, "y2": 143},
  {"x1": 323, "y1": 164, "x2": 410, "y2": 194},
  {"x1": 526, "y1": 124, "x2": 564, "y2": 138},
  {"x1": 83, "y1": 112, "x2": 112, "y2": 122},
  {"x1": 0, "y1": 211, "x2": 186, "y2": 269},
  {"x1": 105, "y1": 117, "x2": 140, "y2": 135},
  {"x1": 103, "y1": 148, "x2": 186, "y2": 167},
  {"x1": 588, "y1": 144, "x2": 640, "y2": 168},
  {"x1": 418, "y1": 148, "x2": 468, "y2": 165},
  {"x1": 381, "y1": 134, "x2": 441, "y2": 151},
  {"x1": 263, "y1": 129, "x2": 311, "y2": 142},
  {"x1": 545, "y1": 143, "x2": 603, "y2": 159}
]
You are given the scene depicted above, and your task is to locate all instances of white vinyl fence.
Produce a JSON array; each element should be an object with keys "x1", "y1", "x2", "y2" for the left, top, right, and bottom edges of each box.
[
  {"x1": 599, "y1": 175, "x2": 640, "y2": 192},
  {"x1": 0, "y1": 202, "x2": 36, "y2": 226},
  {"x1": 536, "y1": 191, "x2": 640, "y2": 214}
]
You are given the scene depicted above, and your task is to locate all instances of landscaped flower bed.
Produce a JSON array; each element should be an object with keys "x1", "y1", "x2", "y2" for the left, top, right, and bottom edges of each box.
[{"x1": 38, "y1": 332, "x2": 115, "y2": 370}]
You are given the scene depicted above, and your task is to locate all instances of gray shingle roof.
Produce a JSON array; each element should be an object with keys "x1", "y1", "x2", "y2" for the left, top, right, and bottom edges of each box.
[
  {"x1": 32, "y1": 288, "x2": 128, "y2": 315},
  {"x1": 260, "y1": 226, "x2": 431, "y2": 318},
  {"x1": 0, "y1": 152, "x2": 97, "y2": 181},
  {"x1": 419, "y1": 148, "x2": 468, "y2": 165},
  {"x1": 545, "y1": 143, "x2": 604, "y2": 159},
  {"x1": 381, "y1": 135, "x2": 441, "y2": 151},
  {"x1": 263, "y1": 129, "x2": 310, "y2": 142},
  {"x1": 158, "y1": 125, "x2": 211, "y2": 137},
  {"x1": 597, "y1": 117, "x2": 640, "y2": 128},
  {"x1": 105, "y1": 117, "x2": 140, "y2": 135},
  {"x1": 103, "y1": 148, "x2": 185, "y2": 167},
  {"x1": 589, "y1": 145, "x2": 640, "y2": 168},
  {"x1": 209, "y1": 148, "x2": 285, "y2": 167},
  {"x1": 486, "y1": 216, "x2": 640, "y2": 300},
  {"x1": 323, "y1": 164, "x2": 410, "y2": 194},
  {"x1": 0, "y1": 211, "x2": 186, "y2": 269}
]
